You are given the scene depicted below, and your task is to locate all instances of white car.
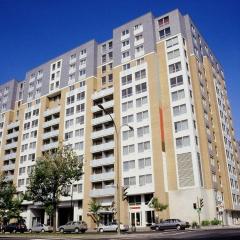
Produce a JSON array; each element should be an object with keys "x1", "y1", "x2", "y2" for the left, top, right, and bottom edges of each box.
[
  {"x1": 97, "y1": 222, "x2": 129, "y2": 232},
  {"x1": 29, "y1": 223, "x2": 53, "y2": 233}
]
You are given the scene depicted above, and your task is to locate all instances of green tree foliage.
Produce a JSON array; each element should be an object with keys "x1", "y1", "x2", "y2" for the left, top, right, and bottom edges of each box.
[
  {"x1": 27, "y1": 146, "x2": 83, "y2": 232},
  {"x1": 150, "y1": 197, "x2": 168, "y2": 223},
  {"x1": 0, "y1": 174, "x2": 23, "y2": 224},
  {"x1": 88, "y1": 199, "x2": 102, "y2": 226}
]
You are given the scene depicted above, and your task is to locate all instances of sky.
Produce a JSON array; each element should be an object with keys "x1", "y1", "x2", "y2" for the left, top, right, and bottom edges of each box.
[{"x1": 0, "y1": 0, "x2": 239, "y2": 139}]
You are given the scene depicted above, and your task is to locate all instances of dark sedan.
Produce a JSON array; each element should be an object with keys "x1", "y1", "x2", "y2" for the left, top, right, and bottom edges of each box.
[
  {"x1": 2, "y1": 223, "x2": 28, "y2": 233},
  {"x1": 150, "y1": 219, "x2": 190, "y2": 231}
]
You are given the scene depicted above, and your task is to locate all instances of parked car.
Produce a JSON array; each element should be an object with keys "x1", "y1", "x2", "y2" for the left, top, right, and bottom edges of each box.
[
  {"x1": 150, "y1": 219, "x2": 190, "y2": 231},
  {"x1": 58, "y1": 221, "x2": 87, "y2": 233},
  {"x1": 97, "y1": 222, "x2": 129, "y2": 232},
  {"x1": 2, "y1": 223, "x2": 28, "y2": 233},
  {"x1": 29, "y1": 223, "x2": 53, "y2": 233}
]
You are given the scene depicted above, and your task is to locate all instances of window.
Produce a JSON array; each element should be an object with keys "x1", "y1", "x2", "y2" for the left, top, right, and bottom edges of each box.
[
  {"x1": 122, "y1": 29, "x2": 129, "y2": 36},
  {"x1": 65, "y1": 119, "x2": 74, "y2": 129},
  {"x1": 124, "y1": 176, "x2": 136, "y2": 186},
  {"x1": 108, "y1": 52, "x2": 113, "y2": 59},
  {"x1": 67, "y1": 95, "x2": 75, "y2": 105},
  {"x1": 29, "y1": 142, "x2": 36, "y2": 149},
  {"x1": 136, "y1": 96, "x2": 148, "y2": 107},
  {"x1": 122, "y1": 129, "x2": 134, "y2": 140},
  {"x1": 108, "y1": 74, "x2": 113, "y2": 83},
  {"x1": 135, "y1": 69, "x2": 146, "y2": 80},
  {"x1": 123, "y1": 144, "x2": 135, "y2": 155},
  {"x1": 80, "y1": 49, "x2": 86, "y2": 55},
  {"x1": 136, "y1": 57, "x2": 144, "y2": 65},
  {"x1": 158, "y1": 16, "x2": 169, "y2": 27},
  {"x1": 123, "y1": 63, "x2": 130, "y2": 70},
  {"x1": 174, "y1": 120, "x2": 188, "y2": 132},
  {"x1": 30, "y1": 130, "x2": 37, "y2": 138},
  {"x1": 76, "y1": 116, "x2": 84, "y2": 125},
  {"x1": 123, "y1": 160, "x2": 135, "y2": 171},
  {"x1": 136, "y1": 110, "x2": 148, "y2": 122},
  {"x1": 122, "y1": 40, "x2": 130, "y2": 47},
  {"x1": 169, "y1": 62, "x2": 182, "y2": 73},
  {"x1": 19, "y1": 167, "x2": 26, "y2": 175},
  {"x1": 66, "y1": 107, "x2": 74, "y2": 116},
  {"x1": 122, "y1": 114, "x2": 134, "y2": 125},
  {"x1": 65, "y1": 131, "x2": 73, "y2": 141},
  {"x1": 18, "y1": 179, "x2": 25, "y2": 187},
  {"x1": 171, "y1": 89, "x2": 185, "y2": 101},
  {"x1": 159, "y1": 27, "x2": 171, "y2": 39},
  {"x1": 170, "y1": 75, "x2": 183, "y2": 87},
  {"x1": 135, "y1": 34, "x2": 143, "y2": 41},
  {"x1": 75, "y1": 128, "x2": 84, "y2": 137},
  {"x1": 135, "y1": 45, "x2": 144, "y2": 53},
  {"x1": 102, "y1": 76, "x2": 106, "y2": 85},
  {"x1": 138, "y1": 157, "x2": 151, "y2": 169},
  {"x1": 139, "y1": 174, "x2": 152, "y2": 186},
  {"x1": 77, "y1": 92, "x2": 85, "y2": 101},
  {"x1": 122, "y1": 87, "x2": 132, "y2": 98},
  {"x1": 121, "y1": 74, "x2": 132, "y2": 85},
  {"x1": 173, "y1": 104, "x2": 187, "y2": 116},
  {"x1": 176, "y1": 136, "x2": 190, "y2": 148},
  {"x1": 137, "y1": 126, "x2": 149, "y2": 137},
  {"x1": 122, "y1": 51, "x2": 130, "y2": 59},
  {"x1": 167, "y1": 49, "x2": 180, "y2": 60},
  {"x1": 79, "y1": 69, "x2": 86, "y2": 76},
  {"x1": 122, "y1": 100, "x2": 133, "y2": 112},
  {"x1": 24, "y1": 122, "x2": 30, "y2": 130},
  {"x1": 76, "y1": 103, "x2": 85, "y2": 113},
  {"x1": 136, "y1": 82, "x2": 147, "y2": 94},
  {"x1": 138, "y1": 141, "x2": 150, "y2": 152},
  {"x1": 75, "y1": 142, "x2": 83, "y2": 151},
  {"x1": 102, "y1": 44, "x2": 106, "y2": 52},
  {"x1": 134, "y1": 23, "x2": 142, "y2": 30},
  {"x1": 166, "y1": 37, "x2": 179, "y2": 48},
  {"x1": 32, "y1": 120, "x2": 38, "y2": 128}
]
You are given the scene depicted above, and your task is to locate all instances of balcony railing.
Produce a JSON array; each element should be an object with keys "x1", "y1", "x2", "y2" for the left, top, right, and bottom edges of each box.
[
  {"x1": 90, "y1": 187, "x2": 115, "y2": 197},
  {"x1": 91, "y1": 156, "x2": 114, "y2": 167},
  {"x1": 91, "y1": 141, "x2": 114, "y2": 153}
]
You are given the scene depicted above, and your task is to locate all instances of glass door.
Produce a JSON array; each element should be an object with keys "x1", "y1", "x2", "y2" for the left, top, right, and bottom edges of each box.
[{"x1": 130, "y1": 212, "x2": 142, "y2": 226}]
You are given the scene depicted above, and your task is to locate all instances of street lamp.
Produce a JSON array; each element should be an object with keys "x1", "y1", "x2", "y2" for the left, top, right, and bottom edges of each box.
[{"x1": 98, "y1": 104, "x2": 133, "y2": 235}]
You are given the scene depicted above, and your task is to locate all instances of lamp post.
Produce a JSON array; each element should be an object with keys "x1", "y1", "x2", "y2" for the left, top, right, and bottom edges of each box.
[{"x1": 98, "y1": 104, "x2": 133, "y2": 235}]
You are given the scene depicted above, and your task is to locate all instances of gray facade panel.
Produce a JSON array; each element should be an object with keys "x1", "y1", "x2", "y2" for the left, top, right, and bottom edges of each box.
[{"x1": 113, "y1": 12, "x2": 156, "y2": 67}]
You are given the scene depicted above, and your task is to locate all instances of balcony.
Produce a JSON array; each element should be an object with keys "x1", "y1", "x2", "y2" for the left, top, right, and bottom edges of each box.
[
  {"x1": 44, "y1": 106, "x2": 61, "y2": 117},
  {"x1": 91, "y1": 171, "x2": 114, "y2": 182},
  {"x1": 134, "y1": 38, "x2": 144, "y2": 47},
  {"x1": 91, "y1": 127, "x2": 114, "y2": 139},
  {"x1": 90, "y1": 187, "x2": 115, "y2": 198},
  {"x1": 121, "y1": 33, "x2": 130, "y2": 41},
  {"x1": 91, "y1": 141, "x2": 114, "y2": 153},
  {"x1": 7, "y1": 121, "x2": 19, "y2": 129},
  {"x1": 92, "y1": 87, "x2": 114, "y2": 100},
  {"x1": 92, "y1": 100, "x2": 114, "y2": 112},
  {"x1": 133, "y1": 25, "x2": 143, "y2": 35},
  {"x1": 5, "y1": 142, "x2": 18, "y2": 150},
  {"x1": 6, "y1": 131, "x2": 18, "y2": 140},
  {"x1": 92, "y1": 114, "x2": 115, "y2": 126},
  {"x1": 41, "y1": 142, "x2": 58, "y2": 151},
  {"x1": 4, "y1": 152, "x2": 17, "y2": 160},
  {"x1": 5, "y1": 175, "x2": 14, "y2": 182},
  {"x1": 43, "y1": 118, "x2": 60, "y2": 128},
  {"x1": 3, "y1": 163, "x2": 15, "y2": 171},
  {"x1": 91, "y1": 156, "x2": 115, "y2": 167},
  {"x1": 42, "y1": 130, "x2": 59, "y2": 139}
]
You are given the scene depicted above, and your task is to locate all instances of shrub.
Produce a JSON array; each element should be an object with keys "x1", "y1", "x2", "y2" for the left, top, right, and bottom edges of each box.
[
  {"x1": 201, "y1": 220, "x2": 210, "y2": 226},
  {"x1": 211, "y1": 218, "x2": 221, "y2": 225}
]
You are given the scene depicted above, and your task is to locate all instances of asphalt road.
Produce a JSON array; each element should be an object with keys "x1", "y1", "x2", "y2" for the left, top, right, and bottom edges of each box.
[{"x1": 0, "y1": 228, "x2": 240, "y2": 240}]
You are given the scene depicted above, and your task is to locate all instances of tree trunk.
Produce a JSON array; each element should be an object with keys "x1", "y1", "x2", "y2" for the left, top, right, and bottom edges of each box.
[{"x1": 53, "y1": 204, "x2": 57, "y2": 233}]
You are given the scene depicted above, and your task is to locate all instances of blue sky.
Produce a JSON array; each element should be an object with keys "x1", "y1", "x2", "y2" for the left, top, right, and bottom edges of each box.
[{"x1": 0, "y1": 0, "x2": 239, "y2": 139}]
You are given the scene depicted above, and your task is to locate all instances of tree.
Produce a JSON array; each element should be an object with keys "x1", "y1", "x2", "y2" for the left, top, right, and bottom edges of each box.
[
  {"x1": 27, "y1": 146, "x2": 83, "y2": 233},
  {"x1": 88, "y1": 199, "x2": 102, "y2": 226},
  {"x1": 150, "y1": 197, "x2": 168, "y2": 223},
  {"x1": 0, "y1": 174, "x2": 23, "y2": 224}
]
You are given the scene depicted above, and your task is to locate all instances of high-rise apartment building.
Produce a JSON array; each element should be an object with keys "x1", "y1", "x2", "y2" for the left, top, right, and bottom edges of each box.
[{"x1": 0, "y1": 9, "x2": 239, "y2": 228}]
